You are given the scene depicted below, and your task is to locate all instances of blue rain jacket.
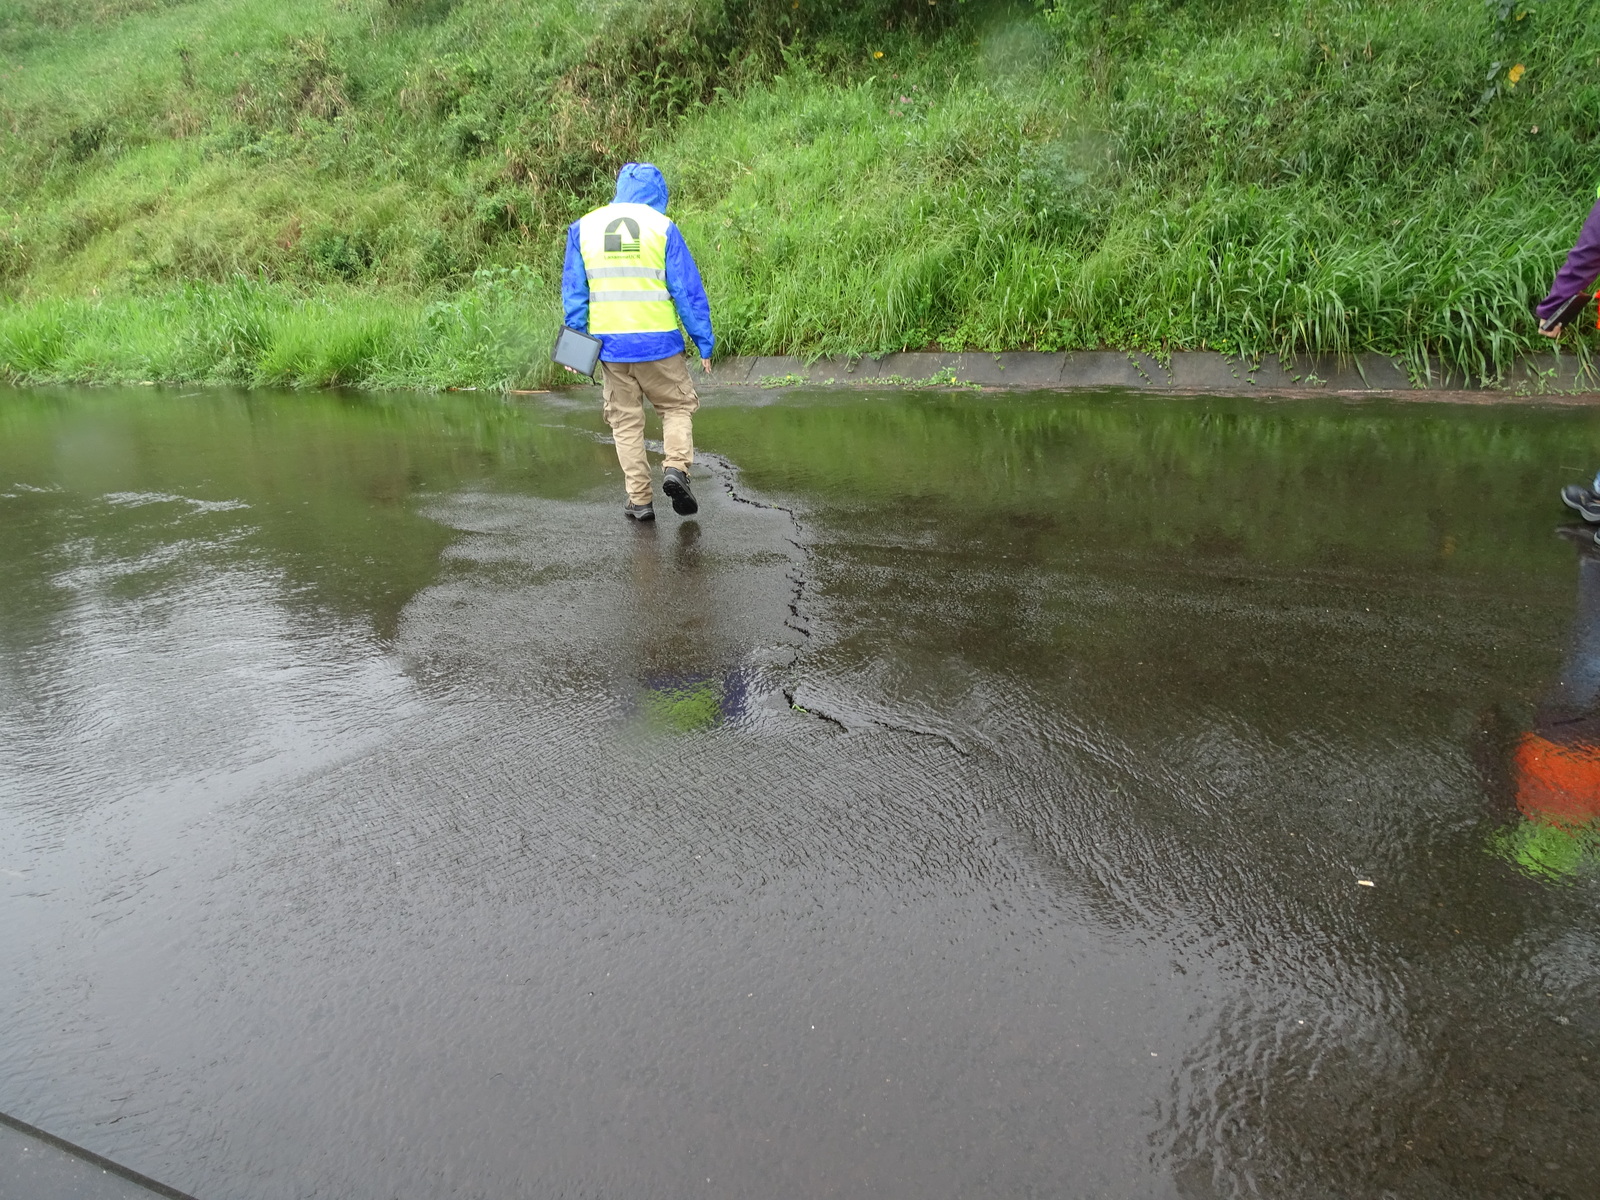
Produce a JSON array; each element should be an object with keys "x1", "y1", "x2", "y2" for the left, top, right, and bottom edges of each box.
[{"x1": 562, "y1": 163, "x2": 715, "y2": 363}]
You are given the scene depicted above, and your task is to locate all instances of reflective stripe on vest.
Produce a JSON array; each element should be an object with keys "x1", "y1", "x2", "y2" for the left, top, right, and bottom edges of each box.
[{"x1": 578, "y1": 203, "x2": 677, "y2": 335}]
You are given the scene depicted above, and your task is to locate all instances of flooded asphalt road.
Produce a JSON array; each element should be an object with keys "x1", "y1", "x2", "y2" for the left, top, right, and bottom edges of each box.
[{"x1": 0, "y1": 385, "x2": 1597, "y2": 1200}]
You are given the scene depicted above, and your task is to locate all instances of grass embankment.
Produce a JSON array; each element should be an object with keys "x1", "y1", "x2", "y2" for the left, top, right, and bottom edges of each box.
[{"x1": 1, "y1": 0, "x2": 1598, "y2": 388}]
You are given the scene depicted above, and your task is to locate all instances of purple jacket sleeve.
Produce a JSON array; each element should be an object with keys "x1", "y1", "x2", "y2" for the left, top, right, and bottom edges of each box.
[{"x1": 1537, "y1": 198, "x2": 1600, "y2": 323}]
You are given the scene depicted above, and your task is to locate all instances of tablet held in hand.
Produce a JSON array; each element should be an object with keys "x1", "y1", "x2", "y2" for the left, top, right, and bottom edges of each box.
[{"x1": 552, "y1": 326, "x2": 603, "y2": 376}]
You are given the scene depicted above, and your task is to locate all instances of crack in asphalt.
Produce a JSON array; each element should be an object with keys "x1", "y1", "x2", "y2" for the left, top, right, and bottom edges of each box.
[
  {"x1": 690, "y1": 448, "x2": 812, "y2": 645},
  {"x1": 696, "y1": 453, "x2": 974, "y2": 759},
  {"x1": 582, "y1": 428, "x2": 968, "y2": 758}
]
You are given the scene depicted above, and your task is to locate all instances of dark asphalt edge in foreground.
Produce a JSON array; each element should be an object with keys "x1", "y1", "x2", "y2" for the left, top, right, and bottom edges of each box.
[
  {"x1": 0, "y1": 1111, "x2": 198, "y2": 1200},
  {"x1": 679, "y1": 349, "x2": 1600, "y2": 397}
]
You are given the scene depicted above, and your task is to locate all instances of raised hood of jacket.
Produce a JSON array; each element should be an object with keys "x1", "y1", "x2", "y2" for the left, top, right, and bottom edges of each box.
[{"x1": 613, "y1": 163, "x2": 668, "y2": 214}]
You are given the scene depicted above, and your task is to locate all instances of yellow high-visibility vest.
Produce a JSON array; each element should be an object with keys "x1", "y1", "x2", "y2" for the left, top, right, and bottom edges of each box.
[{"x1": 578, "y1": 202, "x2": 677, "y2": 334}]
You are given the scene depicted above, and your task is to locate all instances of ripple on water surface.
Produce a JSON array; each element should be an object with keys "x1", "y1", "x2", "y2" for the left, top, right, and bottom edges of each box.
[{"x1": 0, "y1": 386, "x2": 1596, "y2": 1199}]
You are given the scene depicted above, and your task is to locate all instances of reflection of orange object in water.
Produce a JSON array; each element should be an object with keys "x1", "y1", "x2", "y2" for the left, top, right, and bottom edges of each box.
[{"x1": 1514, "y1": 733, "x2": 1600, "y2": 826}]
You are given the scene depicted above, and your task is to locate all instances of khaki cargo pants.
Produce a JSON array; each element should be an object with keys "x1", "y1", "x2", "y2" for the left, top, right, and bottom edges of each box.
[{"x1": 600, "y1": 353, "x2": 699, "y2": 506}]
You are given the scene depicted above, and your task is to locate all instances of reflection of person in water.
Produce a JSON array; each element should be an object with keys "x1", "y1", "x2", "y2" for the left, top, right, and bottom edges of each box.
[
  {"x1": 622, "y1": 519, "x2": 748, "y2": 732},
  {"x1": 637, "y1": 669, "x2": 749, "y2": 733},
  {"x1": 1501, "y1": 534, "x2": 1600, "y2": 877}
]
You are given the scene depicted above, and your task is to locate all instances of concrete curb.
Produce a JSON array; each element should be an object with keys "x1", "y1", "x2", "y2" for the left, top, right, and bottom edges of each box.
[{"x1": 696, "y1": 350, "x2": 1600, "y2": 396}]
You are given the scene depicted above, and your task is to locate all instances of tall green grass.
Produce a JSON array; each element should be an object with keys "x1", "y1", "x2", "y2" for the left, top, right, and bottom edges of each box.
[
  {"x1": 0, "y1": 0, "x2": 953, "y2": 295},
  {"x1": 0, "y1": 268, "x2": 565, "y2": 388},
  {"x1": 663, "y1": 0, "x2": 1600, "y2": 377},
  {"x1": 1, "y1": 0, "x2": 1598, "y2": 386}
]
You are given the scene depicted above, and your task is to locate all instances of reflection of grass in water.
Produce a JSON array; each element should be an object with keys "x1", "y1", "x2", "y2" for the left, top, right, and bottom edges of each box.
[
  {"x1": 1490, "y1": 819, "x2": 1600, "y2": 882},
  {"x1": 0, "y1": 386, "x2": 613, "y2": 637},
  {"x1": 697, "y1": 393, "x2": 1600, "y2": 576},
  {"x1": 640, "y1": 679, "x2": 723, "y2": 734}
]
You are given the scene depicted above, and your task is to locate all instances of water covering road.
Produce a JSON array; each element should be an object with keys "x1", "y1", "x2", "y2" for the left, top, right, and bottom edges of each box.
[{"x1": 1, "y1": 385, "x2": 1597, "y2": 1199}]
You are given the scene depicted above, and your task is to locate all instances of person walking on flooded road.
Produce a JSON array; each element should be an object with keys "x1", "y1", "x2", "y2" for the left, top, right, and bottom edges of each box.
[
  {"x1": 1538, "y1": 185, "x2": 1600, "y2": 527},
  {"x1": 562, "y1": 162, "x2": 715, "y2": 522}
]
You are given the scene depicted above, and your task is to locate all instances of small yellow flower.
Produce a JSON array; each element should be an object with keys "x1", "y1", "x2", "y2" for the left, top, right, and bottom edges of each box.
[
  {"x1": 1508, "y1": 63, "x2": 1526, "y2": 86},
  {"x1": 873, "y1": 50, "x2": 883, "y2": 59}
]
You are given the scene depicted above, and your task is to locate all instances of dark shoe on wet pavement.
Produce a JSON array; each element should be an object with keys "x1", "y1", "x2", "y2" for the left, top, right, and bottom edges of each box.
[
  {"x1": 662, "y1": 467, "x2": 698, "y2": 516},
  {"x1": 624, "y1": 502, "x2": 655, "y2": 521},
  {"x1": 1560, "y1": 484, "x2": 1600, "y2": 522}
]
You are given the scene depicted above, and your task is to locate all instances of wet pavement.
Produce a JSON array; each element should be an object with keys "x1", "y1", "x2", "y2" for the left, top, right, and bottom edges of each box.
[{"x1": 1, "y1": 385, "x2": 1597, "y2": 1199}]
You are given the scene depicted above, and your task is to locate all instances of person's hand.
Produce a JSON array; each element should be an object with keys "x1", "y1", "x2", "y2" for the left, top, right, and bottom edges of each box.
[
  {"x1": 1540, "y1": 323, "x2": 1563, "y2": 339},
  {"x1": 701, "y1": 356, "x2": 713, "y2": 374}
]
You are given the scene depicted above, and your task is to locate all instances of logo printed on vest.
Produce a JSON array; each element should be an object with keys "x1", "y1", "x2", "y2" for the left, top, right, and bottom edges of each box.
[{"x1": 604, "y1": 217, "x2": 642, "y2": 254}]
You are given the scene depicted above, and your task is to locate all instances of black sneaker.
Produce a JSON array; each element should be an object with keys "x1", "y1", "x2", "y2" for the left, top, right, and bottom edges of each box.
[
  {"x1": 624, "y1": 501, "x2": 655, "y2": 521},
  {"x1": 662, "y1": 467, "x2": 699, "y2": 516},
  {"x1": 1561, "y1": 484, "x2": 1600, "y2": 523}
]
